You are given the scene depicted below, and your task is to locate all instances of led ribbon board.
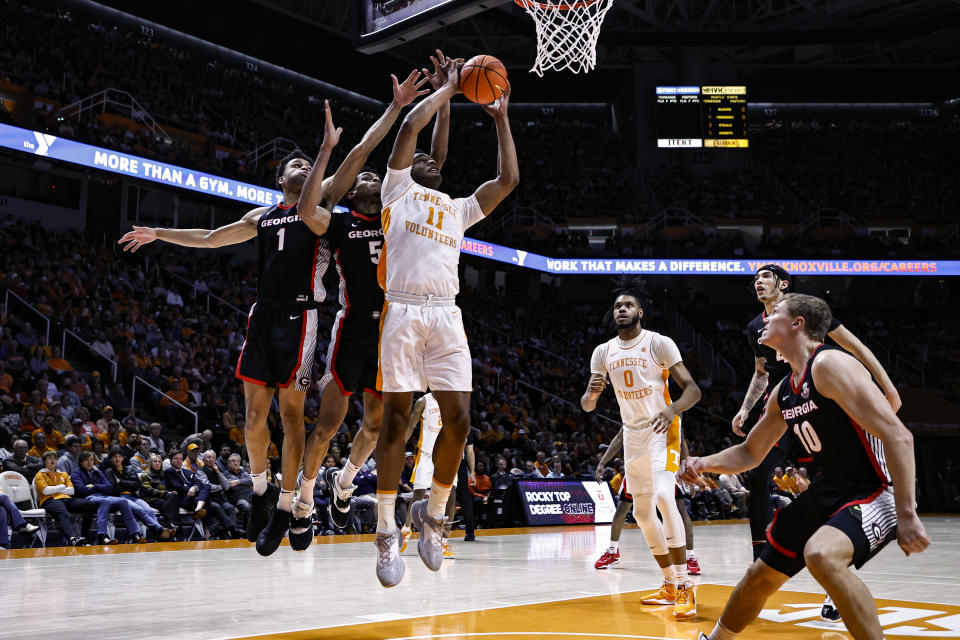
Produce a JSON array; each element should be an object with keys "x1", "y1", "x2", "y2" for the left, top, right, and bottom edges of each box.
[{"x1": 2, "y1": 123, "x2": 955, "y2": 275}]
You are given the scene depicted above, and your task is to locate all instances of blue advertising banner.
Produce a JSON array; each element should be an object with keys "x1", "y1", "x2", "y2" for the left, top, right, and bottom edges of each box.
[{"x1": 3, "y1": 123, "x2": 957, "y2": 276}]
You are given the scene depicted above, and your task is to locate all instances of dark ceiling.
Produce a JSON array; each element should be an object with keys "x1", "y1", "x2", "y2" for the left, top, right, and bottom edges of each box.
[{"x1": 89, "y1": 0, "x2": 960, "y2": 102}]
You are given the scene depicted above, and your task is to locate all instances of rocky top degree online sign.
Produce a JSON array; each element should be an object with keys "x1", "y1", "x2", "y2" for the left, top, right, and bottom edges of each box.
[{"x1": 518, "y1": 480, "x2": 616, "y2": 526}]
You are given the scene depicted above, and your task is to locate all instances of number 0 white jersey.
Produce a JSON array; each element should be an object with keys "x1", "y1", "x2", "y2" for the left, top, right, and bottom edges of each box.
[
  {"x1": 590, "y1": 330, "x2": 683, "y2": 432},
  {"x1": 378, "y1": 166, "x2": 484, "y2": 297}
]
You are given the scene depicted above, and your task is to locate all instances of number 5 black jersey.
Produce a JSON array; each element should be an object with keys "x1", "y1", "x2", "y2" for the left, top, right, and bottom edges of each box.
[
  {"x1": 327, "y1": 210, "x2": 385, "y2": 314},
  {"x1": 777, "y1": 344, "x2": 891, "y2": 493},
  {"x1": 256, "y1": 202, "x2": 331, "y2": 306}
]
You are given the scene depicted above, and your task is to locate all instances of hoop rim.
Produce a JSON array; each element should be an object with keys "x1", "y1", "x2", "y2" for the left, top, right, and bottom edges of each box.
[{"x1": 513, "y1": 0, "x2": 599, "y2": 10}]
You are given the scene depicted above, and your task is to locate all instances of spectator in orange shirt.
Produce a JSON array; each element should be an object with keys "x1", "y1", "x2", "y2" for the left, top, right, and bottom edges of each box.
[
  {"x1": 796, "y1": 467, "x2": 811, "y2": 493},
  {"x1": 229, "y1": 414, "x2": 246, "y2": 447},
  {"x1": 27, "y1": 431, "x2": 57, "y2": 459},
  {"x1": 533, "y1": 451, "x2": 550, "y2": 477},
  {"x1": 33, "y1": 415, "x2": 65, "y2": 448},
  {"x1": 47, "y1": 346, "x2": 73, "y2": 374},
  {"x1": 97, "y1": 419, "x2": 127, "y2": 448}
]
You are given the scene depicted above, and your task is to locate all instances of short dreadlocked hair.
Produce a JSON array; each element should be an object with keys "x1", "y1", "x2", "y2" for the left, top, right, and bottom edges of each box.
[
  {"x1": 602, "y1": 276, "x2": 648, "y2": 326},
  {"x1": 275, "y1": 151, "x2": 310, "y2": 186}
]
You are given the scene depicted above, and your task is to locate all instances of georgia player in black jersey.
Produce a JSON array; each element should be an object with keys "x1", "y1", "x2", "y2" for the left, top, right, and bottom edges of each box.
[
  {"x1": 291, "y1": 54, "x2": 456, "y2": 545},
  {"x1": 732, "y1": 265, "x2": 900, "y2": 563},
  {"x1": 118, "y1": 102, "x2": 342, "y2": 551},
  {"x1": 683, "y1": 294, "x2": 929, "y2": 640}
]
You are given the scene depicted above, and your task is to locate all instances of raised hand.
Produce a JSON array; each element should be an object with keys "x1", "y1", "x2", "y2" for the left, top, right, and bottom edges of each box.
[
  {"x1": 481, "y1": 86, "x2": 511, "y2": 118},
  {"x1": 422, "y1": 49, "x2": 464, "y2": 90},
  {"x1": 442, "y1": 57, "x2": 461, "y2": 92},
  {"x1": 321, "y1": 99, "x2": 343, "y2": 149},
  {"x1": 392, "y1": 69, "x2": 430, "y2": 107},
  {"x1": 118, "y1": 226, "x2": 157, "y2": 252}
]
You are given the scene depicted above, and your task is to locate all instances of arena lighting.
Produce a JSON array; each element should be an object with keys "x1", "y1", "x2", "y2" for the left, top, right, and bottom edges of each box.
[{"x1": 2, "y1": 122, "x2": 958, "y2": 276}]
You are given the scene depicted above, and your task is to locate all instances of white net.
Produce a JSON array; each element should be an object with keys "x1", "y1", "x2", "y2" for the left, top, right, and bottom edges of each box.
[{"x1": 515, "y1": 0, "x2": 615, "y2": 76}]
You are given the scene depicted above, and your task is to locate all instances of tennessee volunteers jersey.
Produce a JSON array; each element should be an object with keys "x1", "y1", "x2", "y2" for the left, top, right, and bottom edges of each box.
[
  {"x1": 417, "y1": 392, "x2": 443, "y2": 457},
  {"x1": 590, "y1": 330, "x2": 683, "y2": 432},
  {"x1": 378, "y1": 166, "x2": 484, "y2": 297}
]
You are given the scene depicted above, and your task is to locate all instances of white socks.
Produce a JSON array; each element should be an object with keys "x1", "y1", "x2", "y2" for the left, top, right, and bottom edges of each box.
[
  {"x1": 377, "y1": 492, "x2": 397, "y2": 532},
  {"x1": 278, "y1": 489, "x2": 294, "y2": 512},
  {"x1": 340, "y1": 459, "x2": 361, "y2": 488},
  {"x1": 608, "y1": 540, "x2": 619, "y2": 553},
  {"x1": 427, "y1": 480, "x2": 452, "y2": 520},
  {"x1": 708, "y1": 622, "x2": 737, "y2": 640},
  {"x1": 252, "y1": 471, "x2": 267, "y2": 496},
  {"x1": 299, "y1": 476, "x2": 316, "y2": 505},
  {"x1": 687, "y1": 548, "x2": 696, "y2": 559}
]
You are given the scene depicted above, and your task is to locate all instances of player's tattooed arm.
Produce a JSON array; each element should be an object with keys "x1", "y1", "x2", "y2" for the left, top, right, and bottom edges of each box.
[
  {"x1": 119, "y1": 207, "x2": 264, "y2": 251},
  {"x1": 732, "y1": 357, "x2": 769, "y2": 437},
  {"x1": 299, "y1": 100, "x2": 342, "y2": 236},
  {"x1": 680, "y1": 383, "x2": 787, "y2": 482}
]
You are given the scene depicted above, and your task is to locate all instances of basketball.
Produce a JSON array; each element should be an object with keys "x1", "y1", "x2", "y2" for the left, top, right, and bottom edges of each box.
[{"x1": 459, "y1": 54, "x2": 509, "y2": 104}]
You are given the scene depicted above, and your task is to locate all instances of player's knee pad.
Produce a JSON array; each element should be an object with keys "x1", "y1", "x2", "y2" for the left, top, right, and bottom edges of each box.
[
  {"x1": 632, "y1": 494, "x2": 667, "y2": 556},
  {"x1": 654, "y1": 471, "x2": 685, "y2": 548}
]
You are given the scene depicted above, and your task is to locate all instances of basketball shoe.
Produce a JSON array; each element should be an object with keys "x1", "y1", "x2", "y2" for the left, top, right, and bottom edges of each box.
[
  {"x1": 594, "y1": 549, "x2": 621, "y2": 569},
  {"x1": 687, "y1": 556, "x2": 701, "y2": 575},
  {"x1": 288, "y1": 500, "x2": 315, "y2": 552},
  {"x1": 375, "y1": 529, "x2": 405, "y2": 588},
  {"x1": 324, "y1": 467, "x2": 354, "y2": 530},
  {"x1": 673, "y1": 583, "x2": 697, "y2": 619},
  {"x1": 442, "y1": 539, "x2": 455, "y2": 559},
  {"x1": 246, "y1": 483, "x2": 279, "y2": 542},
  {"x1": 640, "y1": 582, "x2": 675, "y2": 605},
  {"x1": 821, "y1": 595, "x2": 841, "y2": 622},
  {"x1": 400, "y1": 526, "x2": 411, "y2": 553}
]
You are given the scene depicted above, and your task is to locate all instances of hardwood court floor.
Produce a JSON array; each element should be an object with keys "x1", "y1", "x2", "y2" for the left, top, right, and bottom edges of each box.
[{"x1": 1, "y1": 517, "x2": 957, "y2": 640}]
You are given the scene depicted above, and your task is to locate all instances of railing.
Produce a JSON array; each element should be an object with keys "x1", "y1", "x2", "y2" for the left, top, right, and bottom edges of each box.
[
  {"x1": 514, "y1": 379, "x2": 621, "y2": 429},
  {"x1": 131, "y1": 376, "x2": 198, "y2": 434},
  {"x1": 58, "y1": 89, "x2": 172, "y2": 144},
  {"x1": 242, "y1": 137, "x2": 303, "y2": 170},
  {"x1": 161, "y1": 268, "x2": 247, "y2": 320},
  {"x1": 61, "y1": 329, "x2": 118, "y2": 383},
  {"x1": 3, "y1": 290, "x2": 50, "y2": 346}
]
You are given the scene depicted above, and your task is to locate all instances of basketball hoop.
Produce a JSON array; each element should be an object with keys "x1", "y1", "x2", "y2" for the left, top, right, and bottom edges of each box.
[{"x1": 514, "y1": 0, "x2": 615, "y2": 76}]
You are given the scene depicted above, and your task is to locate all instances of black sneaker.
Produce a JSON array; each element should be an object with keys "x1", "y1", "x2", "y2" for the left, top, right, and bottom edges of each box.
[
  {"x1": 288, "y1": 502, "x2": 315, "y2": 552},
  {"x1": 247, "y1": 483, "x2": 279, "y2": 543},
  {"x1": 324, "y1": 467, "x2": 354, "y2": 530},
  {"x1": 256, "y1": 508, "x2": 291, "y2": 557},
  {"x1": 820, "y1": 599, "x2": 841, "y2": 622}
]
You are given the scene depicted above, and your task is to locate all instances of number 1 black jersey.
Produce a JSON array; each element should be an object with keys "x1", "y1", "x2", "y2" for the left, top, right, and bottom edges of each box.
[
  {"x1": 256, "y1": 202, "x2": 331, "y2": 306},
  {"x1": 777, "y1": 344, "x2": 891, "y2": 493},
  {"x1": 327, "y1": 210, "x2": 385, "y2": 313}
]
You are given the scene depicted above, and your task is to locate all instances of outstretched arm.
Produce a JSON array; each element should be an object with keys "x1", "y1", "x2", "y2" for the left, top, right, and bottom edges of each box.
[
  {"x1": 827, "y1": 325, "x2": 901, "y2": 412},
  {"x1": 297, "y1": 100, "x2": 341, "y2": 236},
  {"x1": 473, "y1": 88, "x2": 519, "y2": 216},
  {"x1": 118, "y1": 207, "x2": 264, "y2": 252},
  {"x1": 813, "y1": 350, "x2": 929, "y2": 555},
  {"x1": 388, "y1": 59, "x2": 459, "y2": 171},
  {"x1": 679, "y1": 383, "x2": 787, "y2": 480},
  {"x1": 319, "y1": 70, "x2": 429, "y2": 208}
]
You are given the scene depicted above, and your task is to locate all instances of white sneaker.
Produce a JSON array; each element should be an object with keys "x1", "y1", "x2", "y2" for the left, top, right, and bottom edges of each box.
[
  {"x1": 410, "y1": 499, "x2": 444, "y2": 571},
  {"x1": 375, "y1": 530, "x2": 405, "y2": 588}
]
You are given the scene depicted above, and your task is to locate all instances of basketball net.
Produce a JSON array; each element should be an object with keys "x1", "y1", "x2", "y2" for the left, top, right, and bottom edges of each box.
[{"x1": 514, "y1": 0, "x2": 615, "y2": 76}]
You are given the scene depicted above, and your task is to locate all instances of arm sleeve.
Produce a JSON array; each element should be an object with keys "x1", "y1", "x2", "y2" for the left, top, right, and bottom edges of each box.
[
  {"x1": 381, "y1": 166, "x2": 414, "y2": 205},
  {"x1": 651, "y1": 334, "x2": 683, "y2": 369},
  {"x1": 590, "y1": 343, "x2": 609, "y2": 377},
  {"x1": 455, "y1": 195, "x2": 485, "y2": 231}
]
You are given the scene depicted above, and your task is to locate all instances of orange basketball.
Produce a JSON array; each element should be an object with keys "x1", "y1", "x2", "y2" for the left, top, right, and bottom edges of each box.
[{"x1": 459, "y1": 55, "x2": 509, "y2": 105}]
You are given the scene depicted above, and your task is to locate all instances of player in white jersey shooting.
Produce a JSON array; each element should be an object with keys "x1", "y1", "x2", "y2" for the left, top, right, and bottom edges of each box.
[
  {"x1": 373, "y1": 58, "x2": 519, "y2": 587},
  {"x1": 581, "y1": 279, "x2": 702, "y2": 620}
]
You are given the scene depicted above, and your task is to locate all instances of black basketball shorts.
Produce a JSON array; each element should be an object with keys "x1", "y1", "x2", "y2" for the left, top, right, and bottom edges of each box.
[
  {"x1": 235, "y1": 303, "x2": 318, "y2": 391},
  {"x1": 761, "y1": 483, "x2": 897, "y2": 577},
  {"x1": 320, "y1": 308, "x2": 381, "y2": 397}
]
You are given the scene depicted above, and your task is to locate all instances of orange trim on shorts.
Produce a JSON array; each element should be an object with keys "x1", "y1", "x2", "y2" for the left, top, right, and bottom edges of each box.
[
  {"x1": 376, "y1": 490, "x2": 398, "y2": 496},
  {"x1": 375, "y1": 300, "x2": 389, "y2": 392}
]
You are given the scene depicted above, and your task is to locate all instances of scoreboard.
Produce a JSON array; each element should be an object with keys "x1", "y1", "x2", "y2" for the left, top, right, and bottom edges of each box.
[{"x1": 655, "y1": 86, "x2": 748, "y2": 148}]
